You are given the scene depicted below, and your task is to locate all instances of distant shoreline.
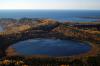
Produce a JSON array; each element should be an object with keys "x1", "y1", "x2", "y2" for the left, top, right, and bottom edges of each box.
[{"x1": 78, "y1": 16, "x2": 100, "y2": 19}]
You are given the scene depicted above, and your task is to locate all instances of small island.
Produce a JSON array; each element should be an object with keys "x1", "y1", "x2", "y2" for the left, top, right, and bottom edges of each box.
[{"x1": 0, "y1": 18, "x2": 100, "y2": 66}]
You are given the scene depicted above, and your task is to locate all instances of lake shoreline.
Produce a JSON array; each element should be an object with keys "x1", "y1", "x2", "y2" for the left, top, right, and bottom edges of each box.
[{"x1": 5, "y1": 39, "x2": 97, "y2": 59}]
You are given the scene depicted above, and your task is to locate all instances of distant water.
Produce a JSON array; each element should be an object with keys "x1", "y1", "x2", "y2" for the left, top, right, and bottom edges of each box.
[
  {"x1": 0, "y1": 10, "x2": 100, "y2": 22},
  {"x1": 8, "y1": 39, "x2": 91, "y2": 57}
]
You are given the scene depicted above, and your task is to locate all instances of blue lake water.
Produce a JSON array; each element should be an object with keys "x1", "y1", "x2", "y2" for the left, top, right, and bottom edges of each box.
[
  {"x1": 0, "y1": 10, "x2": 100, "y2": 22},
  {"x1": 10, "y1": 39, "x2": 91, "y2": 57}
]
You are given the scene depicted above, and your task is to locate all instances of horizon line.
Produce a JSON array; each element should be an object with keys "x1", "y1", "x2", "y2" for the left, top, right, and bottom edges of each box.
[{"x1": 0, "y1": 9, "x2": 100, "y2": 10}]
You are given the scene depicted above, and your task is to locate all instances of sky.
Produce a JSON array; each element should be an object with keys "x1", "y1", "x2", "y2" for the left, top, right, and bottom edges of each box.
[{"x1": 0, "y1": 0, "x2": 100, "y2": 10}]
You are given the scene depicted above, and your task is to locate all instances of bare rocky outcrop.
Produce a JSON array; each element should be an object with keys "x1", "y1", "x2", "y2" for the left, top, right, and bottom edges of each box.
[{"x1": 6, "y1": 47, "x2": 19, "y2": 56}]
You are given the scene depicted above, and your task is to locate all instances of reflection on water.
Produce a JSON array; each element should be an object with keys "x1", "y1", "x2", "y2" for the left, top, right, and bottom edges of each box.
[{"x1": 8, "y1": 39, "x2": 91, "y2": 57}]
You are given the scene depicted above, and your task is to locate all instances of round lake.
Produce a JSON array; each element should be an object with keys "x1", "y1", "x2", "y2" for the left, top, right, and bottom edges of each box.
[{"x1": 8, "y1": 39, "x2": 91, "y2": 57}]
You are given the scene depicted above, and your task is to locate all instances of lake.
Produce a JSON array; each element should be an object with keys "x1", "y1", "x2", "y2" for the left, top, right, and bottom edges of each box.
[{"x1": 8, "y1": 39, "x2": 91, "y2": 57}]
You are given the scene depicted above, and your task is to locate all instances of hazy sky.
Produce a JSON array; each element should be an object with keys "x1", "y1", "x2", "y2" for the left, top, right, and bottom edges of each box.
[{"x1": 0, "y1": 0, "x2": 100, "y2": 10}]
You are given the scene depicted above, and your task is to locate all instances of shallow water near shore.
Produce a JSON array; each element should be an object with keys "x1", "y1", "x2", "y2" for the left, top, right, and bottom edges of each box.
[{"x1": 7, "y1": 39, "x2": 92, "y2": 57}]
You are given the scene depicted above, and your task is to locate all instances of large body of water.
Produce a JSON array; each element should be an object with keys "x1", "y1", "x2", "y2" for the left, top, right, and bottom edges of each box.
[
  {"x1": 9, "y1": 39, "x2": 91, "y2": 57},
  {"x1": 0, "y1": 10, "x2": 100, "y2": 22}
]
